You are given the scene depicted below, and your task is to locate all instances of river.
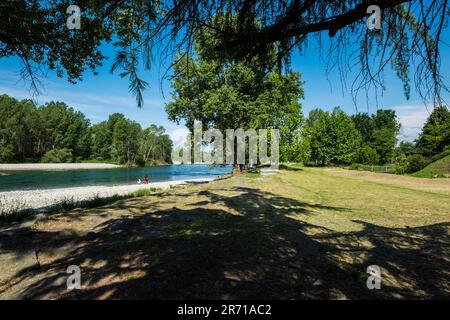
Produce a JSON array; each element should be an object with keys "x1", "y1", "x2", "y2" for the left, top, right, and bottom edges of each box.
[{"x1": 0, "y1": 164, "x2": 231, "y2": 191}]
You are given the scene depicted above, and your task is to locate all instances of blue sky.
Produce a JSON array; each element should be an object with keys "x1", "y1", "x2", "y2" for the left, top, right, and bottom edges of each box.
[{"x1": 1, "y1": 28, "x2": 449, "y2": 146}]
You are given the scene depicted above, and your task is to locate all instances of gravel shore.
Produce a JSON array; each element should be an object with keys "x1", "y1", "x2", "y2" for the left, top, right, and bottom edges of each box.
[
  {"x1": 0, "y1": 178, "x2": 213, "y2": 212},
  {"x1": 0, "y1": 163, "x2": 120, "y2": 171}
]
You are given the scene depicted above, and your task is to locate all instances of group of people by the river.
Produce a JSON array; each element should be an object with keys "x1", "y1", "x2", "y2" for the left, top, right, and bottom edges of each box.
[{"x1": 137, "y1": 175, "x2": 149, "y2": 185}]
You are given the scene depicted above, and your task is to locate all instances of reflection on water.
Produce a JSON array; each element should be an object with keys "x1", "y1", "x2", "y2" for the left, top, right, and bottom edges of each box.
[{"x1": 0, "y1": 164, "x2": 231, "y2": 191}]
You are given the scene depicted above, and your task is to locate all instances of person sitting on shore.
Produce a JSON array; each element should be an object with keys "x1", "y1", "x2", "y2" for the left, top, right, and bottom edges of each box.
[
  {"x1": 137, "y1": 178, "x2": 141, "y2": 184},
  {"x1": 143, "y1": 176, "x2": 149, "y2": 184}
]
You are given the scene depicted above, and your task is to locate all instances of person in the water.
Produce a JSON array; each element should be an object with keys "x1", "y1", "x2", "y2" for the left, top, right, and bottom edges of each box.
[{"x1": 143, "y1": 176, "x2": 149, "y2": 184}]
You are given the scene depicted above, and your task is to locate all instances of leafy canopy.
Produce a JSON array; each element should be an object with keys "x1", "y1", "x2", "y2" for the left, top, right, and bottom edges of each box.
[
  {"x1": 165, "y1": 16, "x2": 304, "y2": 162},
  {"x1": 352, "y1": 110, "x2": 401, "y2": 164},
  {"x1": 1, "y1": 1, "x2": 448, "y2": 107},
  {"x1": 305, "y1": 107, "x2": 362, "y2": 165}
]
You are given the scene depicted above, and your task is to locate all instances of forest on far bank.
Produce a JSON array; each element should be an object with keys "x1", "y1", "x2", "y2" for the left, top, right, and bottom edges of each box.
[
  {"x1": 289, "y1": 105, "x2": 450, "y2": 175},
  {"x1": 0, "y1": 94, "x2": 173, "y2": 166}
]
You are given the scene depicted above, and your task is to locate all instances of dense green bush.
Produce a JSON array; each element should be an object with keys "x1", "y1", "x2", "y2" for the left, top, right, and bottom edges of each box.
[
  {"x1": 41, "y1": 148, "x2": 73, "y2": 163},
  {"x1": 357, "y1": 145, "x2": 379, "y2": 165},
  {"x1": 406, "y1": 154, "x2": 429, "y2": 173},
  {"x1": 349, "y1": 163, "x2": 365, "y2": 171},
  {"x1": 393, "y1": 152, "x2": 408, "y2": 174},
  {"x1": 394, "y1": 163, "x2": 408, "y2": 175}
]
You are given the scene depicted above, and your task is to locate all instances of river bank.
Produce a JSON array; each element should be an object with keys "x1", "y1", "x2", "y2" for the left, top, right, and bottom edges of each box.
[
  {"x1": 0, "y1": 163, "x2": 121, "y2": 171},
  {"x1": 0, "y1": 178, "x2": 214, "y2": 213}
]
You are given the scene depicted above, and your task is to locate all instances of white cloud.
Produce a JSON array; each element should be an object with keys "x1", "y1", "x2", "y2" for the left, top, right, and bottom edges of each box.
[
  {"x1": 392, "y1": 104, "x2": 431, "y2": 142},
  {"x1": 0, "y1": 69, "x2": 169, "y2": 127},
  {"x1": 0, "y1": 69, "x2": 165, "y2": 108},
  {"x1": 169, "y1": 127, "x2": 190, "y2": 147}
]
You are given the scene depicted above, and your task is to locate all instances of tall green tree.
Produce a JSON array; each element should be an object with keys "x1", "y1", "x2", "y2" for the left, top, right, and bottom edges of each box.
[
  {"x1": 0, "y1": 95, "x2": 37, "y2": 159},
  {"x1": 371, "y1": 110, "x2": 401, "y2": 164},
  {"x1": 352, "y1": 109, "x2": 400, "y2": 164},
  {"x1": 39, "y1": 102, "x2": 91, "y2": 160},
  {"x1": 91, "y1": 122, "x2": 112, "y2": 161},
  {"x1": 166, "y1": 17, "x2": 304, "y2": 170},
  {"x1": 110, "y1": 115, "x2": 142, "y2": 165},
  {"x1": 352, "y1": 113, "x2": 375, "y2": 144},
  {"x1": 307, "y1": 107, "x2": 362, "y2": 165},
  {"x1": 416, "y1": 106, "x2": 450, "y2": 156},
  {"x1": 140, "y1": 125, "x2": 172, "y2": 164}
]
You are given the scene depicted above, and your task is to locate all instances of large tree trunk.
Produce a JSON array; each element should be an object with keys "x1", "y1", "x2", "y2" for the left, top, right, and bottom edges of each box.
[{"x1": 231, "y1": 134, "x2": 243, "y2": 175}]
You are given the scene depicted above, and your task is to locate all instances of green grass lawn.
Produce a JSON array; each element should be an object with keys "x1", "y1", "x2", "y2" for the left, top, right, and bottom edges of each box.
[{"x1": 0, "y1": 167, "x2": 448, "y2": 299}]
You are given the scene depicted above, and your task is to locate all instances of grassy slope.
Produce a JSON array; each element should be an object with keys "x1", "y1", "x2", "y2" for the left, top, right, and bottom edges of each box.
[
  {"x1": 412, "y1": 155, "x2": 450, "y2": 178},
  {"x1": 0, "y1": 167, "x2": 449, "y2": 299}
]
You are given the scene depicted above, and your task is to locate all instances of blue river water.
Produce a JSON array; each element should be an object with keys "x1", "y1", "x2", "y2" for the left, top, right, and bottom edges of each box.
[{"x1": 0, "y1": 164, "x2": 232, "y2": 191}]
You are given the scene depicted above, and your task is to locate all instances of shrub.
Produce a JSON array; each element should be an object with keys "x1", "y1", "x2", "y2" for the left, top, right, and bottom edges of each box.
[
  {"x1": 349, "y1": 163, "x2": 365, "y2": 171},
  {"x1": 395, "y1": 163, "x2": 408, "y2": 175},
  {"x1": 130, "y1": 188, "x2": 161, "y2": 197},
  {"x1": 357, "y1": 145, "x2": 379, "y2": 165},
  {"x1": 0, "y1": 196, "x2": 34, "y2": 221},
  {"x1": 392, "y1": 152, "x2": 407, "y2": 175},
  {"x1": 41, "y1": 148, "x2": 73, "y2": 163},
  {"x1": 406, "y1": 154, "x2": 429, "y2": 173}
]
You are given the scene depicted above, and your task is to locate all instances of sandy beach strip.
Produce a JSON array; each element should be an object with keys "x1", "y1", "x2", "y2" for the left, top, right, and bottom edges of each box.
[
  {"x1": 0, "y1": 178, "x2": 213, "y2": 212},
  {"x1": 0, "y1": 163, "x2": 121, "y2": 171}
]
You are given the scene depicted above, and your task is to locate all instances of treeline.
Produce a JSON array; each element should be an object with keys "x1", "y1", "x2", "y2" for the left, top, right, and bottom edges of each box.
[
  {"x1": 90, "y1": 115, "x2": 172, "y2": 165},
  {"x1": 0, "y1": 94, "x2": 172, "y2": 165},
  {"x1": 288, "y1": 105, "x2": 450, "y2": 174},
  {"x1": 289, "y1": 107, "x2": 401, "y2": 166}
]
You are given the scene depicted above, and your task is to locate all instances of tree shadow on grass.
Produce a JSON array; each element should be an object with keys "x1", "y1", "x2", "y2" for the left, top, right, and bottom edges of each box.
[
  {"x1": 0, "y1": 186, "x2": 448, "y2": 299},
  {"x1": 278, "y1": 164, "x2": 303, "y2": 171}
]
